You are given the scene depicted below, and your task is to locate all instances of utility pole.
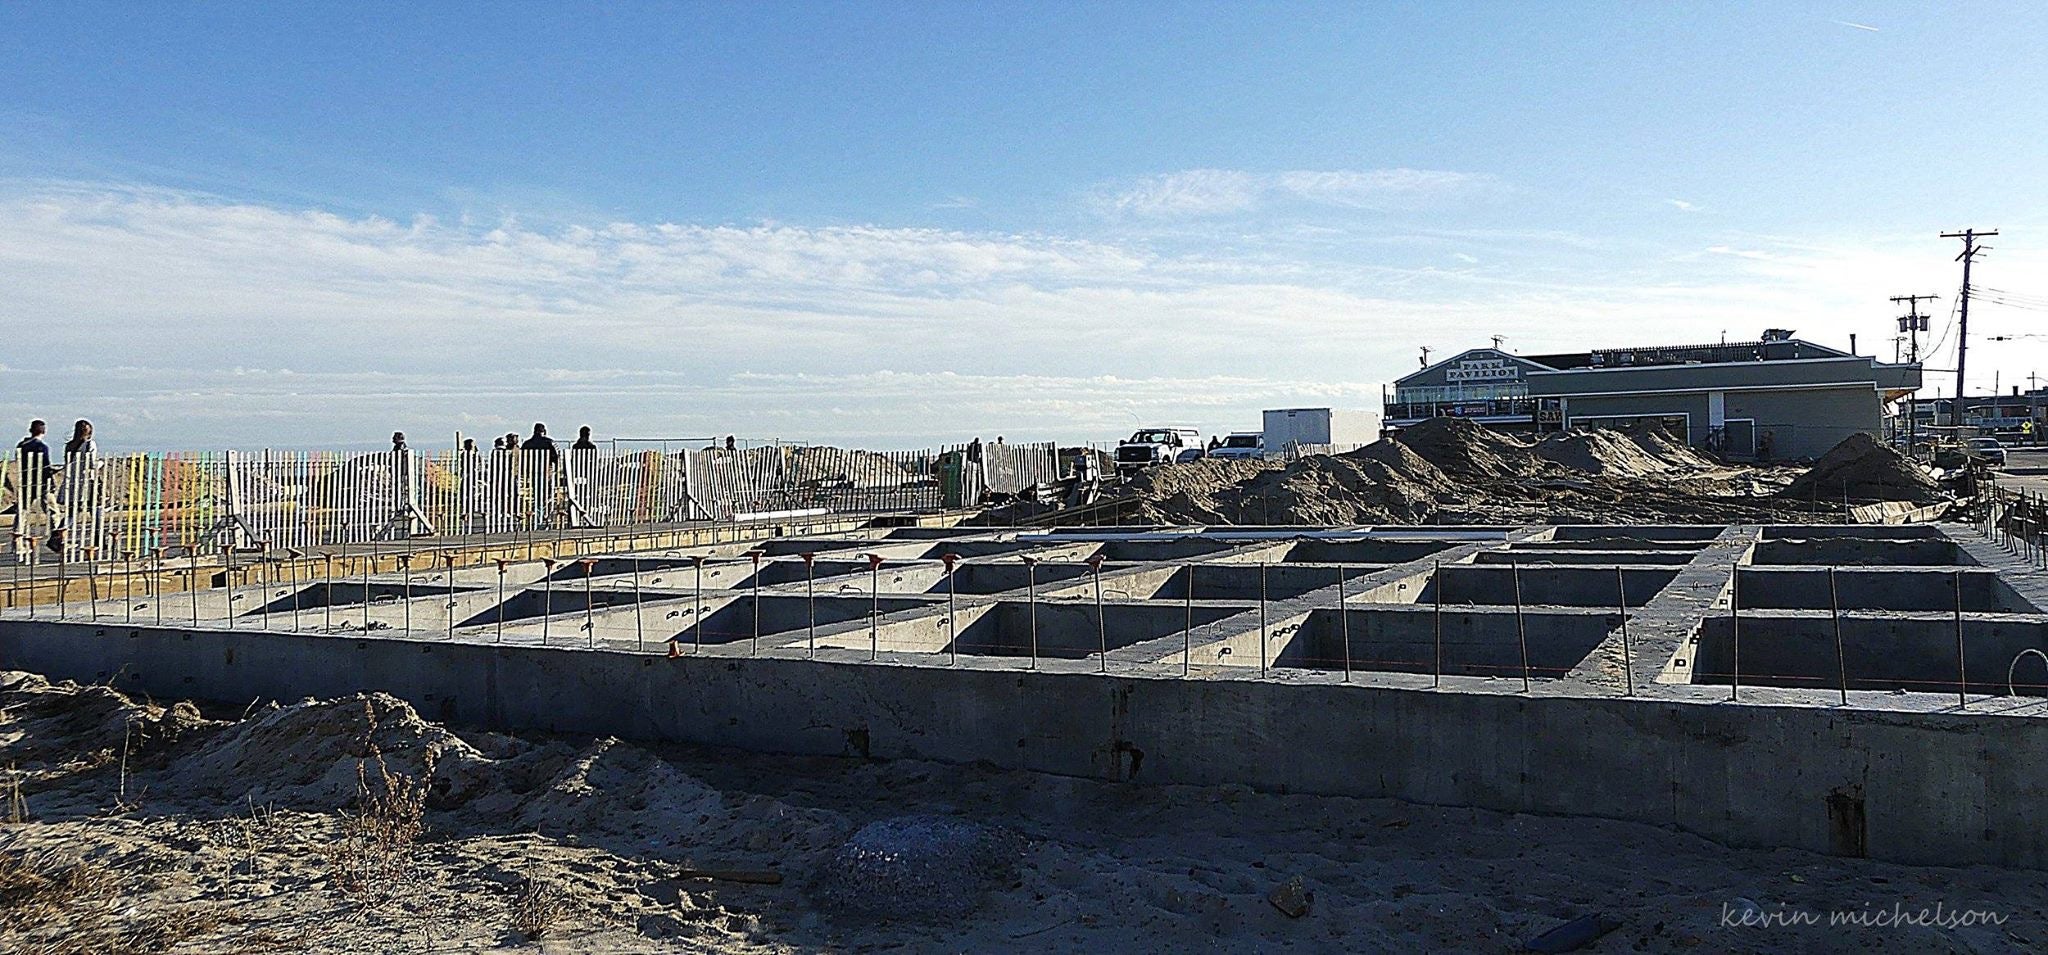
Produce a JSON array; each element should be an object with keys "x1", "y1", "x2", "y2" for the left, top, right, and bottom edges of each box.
[
  {"x1": 1891, "y1": 293, "x2": 1937, "y2": 452},
  {"x1": 1889, "y1": 293, "x2": 1937, "y2": 363},
  {"x1": 1941, "y1": 229, "x2": 1997, "y2": 428}
]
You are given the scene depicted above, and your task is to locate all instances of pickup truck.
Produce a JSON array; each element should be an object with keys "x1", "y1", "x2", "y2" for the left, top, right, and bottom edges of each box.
[
  {"x1": 1115, "y1": 427, "x2": 1205, "y2": 476},
  {"x1": 1208, "y1": 432, "x2": 1264, "y2": 460}
]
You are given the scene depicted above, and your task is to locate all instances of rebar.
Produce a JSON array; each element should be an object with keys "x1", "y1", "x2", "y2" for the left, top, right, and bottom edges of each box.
[
  {"x1": 1729, "y1": 565, "x2": 1741, "y2": 702},
  {"x1": 632, "y1": 550, "x2": 645, "y2": 652},
  {"x1": 495, "y1": 560, "x2": 507, "y2": 642},
  {"x1": 803, "y1": 552, "x2": 817, "y2": 659},
  {"x1": 1091, "y1": 556, "x2": 1107, "y2": 673},
  {"x1": 1183, "y1": 563, "x2": 1193, "y2": 677},
  {"x1": 582, "y1": 559, "x2": 597, "y2": 649},
  {"x1": 1025, "y1": 556, "x2": 1039, "y2": 670},
  {"x1": 1337, "y1": 564, "x2": 1350, "y2": 683},
  {"x1": 943, "y1": 553, "x2": 959, "y2": 667},
  {"x1": 1510, "y1": 557, "x2": 1530, "y2": 693},
  {"x1": 749, "y1": 550, "x2": 763, "y2": 656},
  {"x1": 1433, "y1": 558, "x2": 1444, "y2": 688},
  {"x1": 1828, "y1": 566, "x2": 1846, "y2": 706},
  {"x1": 1616, "y1": 566, "x2": 1633, "y2": 696},
  {"x1": 1955, "y1": 567, "x2": 1969, "y2": 709},
  {"x1": 1257, "y1": 561, "x2": 1268, "y2": 677}
]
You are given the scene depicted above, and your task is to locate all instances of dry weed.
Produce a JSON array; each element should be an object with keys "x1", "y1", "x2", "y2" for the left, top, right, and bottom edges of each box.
[
  {"x1": 326, "y1": 701, "x2": 433, "y2": 901},
  {"x1": 0, "y1": 846, "x2": 226, "y2": 955},
  {"x1": 509, "y1": 876, "x2": 566, "y2": 939}
]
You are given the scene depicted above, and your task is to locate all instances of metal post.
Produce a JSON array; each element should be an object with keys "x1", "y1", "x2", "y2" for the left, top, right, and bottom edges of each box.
[
  {"x1": 495, "y1": 560, "x2": 507, "y2": 642},
  {"x1": 1729, "y1": 566, "x2": 1741, "y2": 702},
  {"x1": 865, "y1": 553, "x2": 883, "y2": 661},
  {"x1": 322, "y1": 554, "x2": 334, "y2": 630},
  {"x1": 1337, "y1": 564, "x2": 1350, "y2": 683},
  {"x1": 24, "y1": 539, "x2": 35, "y2": 621},
  {"x1": 1090, "y1": 554, "x2": 1106, "y2": 673},
  {"x1": 1433, "y1": 558, "x2": 1444, "y2": 688},
  {"x1": 444, "y1": 554, "x2": 458, "y2": 641},
  {"x1": 802, "y1": 552, "x2": 817, "y2": 659},
  {"x1": 152, "y1": 549, "x2": 163, "y2": 627},
  {"x1": 190, "y1": 554, "x2": 201, "y2": 626},
  {"x1": 1024, "y1": 556, "x2": 1039, "y2": 670},
  {"x1": 582, "y1": 558, "x2": 596, "y2": 649},
  {"x1": 748, "y1": 549, "x2": 764, "y2": 656},
  {"x1": 692, "y1": 555, "x2": 706, "y2": 653},
  {"x1": 1257, "y1": 561, "x2": 1268, "y2": 677},
  {"x1": 1828, "y1": 566, "x2": 1846, "y2": 706},
  {"x1": 1616, "y1": 566, "x2": 1633, "y2": 696},
  {"x1": 1955, "y1": 568, "x2": 1969, "y2": 709},
  {"x1": 257, "y1": 543, "x2": 270, "y2": 630},
  {"x1": 360, "y1": 551, "x2": 371, "y2": 632},
  {"x1": 398, "y1": 554, "x2": 412, "y2": 634},
  {"x1": 56, "y1": 546, "x2": 68, "y2": 621},
  {"x1": 1183, "y1": 563, "x2": 1193, "y2": 677},
  {"x1": 123, "y1": 551, "x2": 135, "y2": 624},
  {"x1": 631, "y1": 550, "x2": 645, "y2": 653},
  {"x1": 1510, "y1": 557, "x2": 1530, "y2": 693},
  {"x1": 942, "y1": 553, "x2": 959, "y2": 666},
  {"x1": 529, "y1": 557, "x2": 556, "y2": 645}
]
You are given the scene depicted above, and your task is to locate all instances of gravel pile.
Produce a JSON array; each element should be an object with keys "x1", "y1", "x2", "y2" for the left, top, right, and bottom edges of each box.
[{"x1": 810, "y1": 814, "x2": 1026, "y2": 920}]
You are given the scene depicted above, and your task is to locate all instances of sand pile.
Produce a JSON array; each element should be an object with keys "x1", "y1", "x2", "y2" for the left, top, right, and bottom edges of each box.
[
  {"x1": 1391, "y1": 417, "x2": 1541, "y2": 479},
  {"x1": 164, "y1": 693, "x2": 493, "y2": 807},
  {"x1": 1781, "y1": 433, "x2": 1943, "y2": 504},
  {"x1": 811, "y1": 815, "x2": 1025, "y2": 919},
  {"x1": 1070, "y1": 417, "x2": 1838, "y2": 526},
  {"x1": 0, "y1": 671, "x2": 209, "y2": 767}
]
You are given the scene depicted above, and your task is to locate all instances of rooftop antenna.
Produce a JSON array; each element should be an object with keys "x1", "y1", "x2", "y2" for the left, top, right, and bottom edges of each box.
[{"x1": 1419, "y1": 346, "x2": 1433, "y2": 368}]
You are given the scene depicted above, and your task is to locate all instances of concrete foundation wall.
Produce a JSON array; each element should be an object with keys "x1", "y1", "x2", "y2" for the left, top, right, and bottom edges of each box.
[{"x1": 5, "y1": 620, "x2": 2043, "y2": 869}]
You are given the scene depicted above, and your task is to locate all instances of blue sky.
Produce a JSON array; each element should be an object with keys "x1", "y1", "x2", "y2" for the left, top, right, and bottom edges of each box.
[{"x1": 3, "y1": 3, "x2": 2046, "y2": 448}]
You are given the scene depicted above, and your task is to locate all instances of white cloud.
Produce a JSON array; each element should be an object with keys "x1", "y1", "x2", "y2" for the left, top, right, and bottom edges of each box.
[
  {"x1": 5, "y1": 183, "x2": 2043, "y2": 449},
  {"x1": 1666, "y1": 198, "x2": 1700, "y2": 213},
  {"x1": 1099, "y1": 168, "x2": 1499, "y2": 218}
]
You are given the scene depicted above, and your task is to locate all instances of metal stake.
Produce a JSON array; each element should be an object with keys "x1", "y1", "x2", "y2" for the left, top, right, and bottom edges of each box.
[
  {"x1": 399, "y1": 554, "x2": 412, "y2": 634},
  {"x1": 692, "y1": 555, "x2": 706, "y2": 653},
  {"x1": 1183, "y1": 562, "x2": 1193, "y2": 677},
  {"x1": 495, "y1": 560, "x2": 507, "y2": 642},
  {"x1": 1090, "y1": 555, "x2": 1107, "y2": 673},
  {"x1": 1955, "y1": 568, "x2": 1969, "y2": 709},
  {"x1": 1024, "y1": 556, "x2": 1039, "y2": 669},
  {"x1": 942, "y1": 553, "x2": 959, "y2": 666},
  {"x1": 1257, "y1": 561, "x2": 1268, "y2": 677},
  {"x1": 1511, "y1": 557, "x2": 1530, "y2": 693},
  {"x1": 748, "y1": 549, "x2": 763, "y2": 656},
  {"x1": 541, "y1": 558, "x2": 555, "y2": 645},
  {"x1": 1729, "y1": 566, "x2": 1741, "y2": 702},
  {"x1": 632, "y1": 550, "x2": 645, "y2": 652},
  {"x1": 1616, "y1": 566, "x2": 1633, "y2": 696},
  {"x1": 360, "y1": 552, "x2": 371, "y2": 632},
  {"x1": 443, "y1": 555, "x2": 457, "y2": 640},
  {"x1": 802, "y1": 552, "x2": 816, "y2": 659},
  {"x1": 1337, "y1": 564, "x2": 1351, "y2": 682},
  {"x1": 123, "y1": 551, "x2": 135, "y2": 624},
  {"x1": 1828, "y1": 566, "x2": 1846, "y2": 705},
  {"x1": 582, "y1": 558, "x2": 596, "y2": 649},
  {"x1": 1434, "y1": 558, "x2": 1445, "y2": 688},
  {"x1": 866, "y1": 553, "x2": 883, "y2": 661}
]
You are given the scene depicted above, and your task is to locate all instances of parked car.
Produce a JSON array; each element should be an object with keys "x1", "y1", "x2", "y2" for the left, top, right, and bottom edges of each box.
[{"x1": 1967, "y1": 437, "x2": 2008, "y2": 467}]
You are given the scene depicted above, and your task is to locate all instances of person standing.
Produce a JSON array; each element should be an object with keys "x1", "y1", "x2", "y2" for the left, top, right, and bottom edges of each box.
[
  {"x1": 53, "y1": 420, "x2": 100, "y2": 556},
  {"x1": 572, "y1": 425, "x2": 598, "y2": 451},
  {"x1": 11, "y1": 420, "x2": 56, "y2": 558}
]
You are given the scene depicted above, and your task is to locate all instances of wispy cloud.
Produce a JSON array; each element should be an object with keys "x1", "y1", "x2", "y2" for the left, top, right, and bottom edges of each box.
[
  {"x1": 1832, "y1": 20, "x2": 1880, "y2": 32},
  {"x1": 1098, "y1": 168, "x2": 1500, "y2": 218},
  {"x1": 1666, "y1": 198, "x2": 1701, "y2": 213}
]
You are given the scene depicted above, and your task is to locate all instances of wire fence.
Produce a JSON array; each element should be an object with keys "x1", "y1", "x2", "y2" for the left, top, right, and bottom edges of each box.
[{"x1": 2, "y1": 442, "x2": 1060, "y2": 560}]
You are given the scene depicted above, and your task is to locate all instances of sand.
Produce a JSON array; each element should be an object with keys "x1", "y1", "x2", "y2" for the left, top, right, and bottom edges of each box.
[{"x1": 2, "y1": 671, "x2": 2041, "y2": 953}]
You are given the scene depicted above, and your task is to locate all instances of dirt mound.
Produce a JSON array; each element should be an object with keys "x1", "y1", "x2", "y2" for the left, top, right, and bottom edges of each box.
[
  {"x1": 1068, "y1": 417, "x2": 1826, "y2": 527},
  {"x1": 782, "y1": 446, "x2": 914, "y2": 488},
  {"x1": 0, "y1": 672, "x2": 210, "y2": 767},
  {"x1": 1534, "y1": 428, "x2": 1696, "y2": 477},
  {"x1": 164, "y1": 693, "x2": 492, "y2": 807},
  {"x1": 1781, "y1": 434, "x2": 1943, "y2": 504},
  {"x1": 1390, "y1": 417, "x2": 1539, "y2": 479},
  {"x1": 810, "y1": 815, "x2": 1025, "y2": 920}
]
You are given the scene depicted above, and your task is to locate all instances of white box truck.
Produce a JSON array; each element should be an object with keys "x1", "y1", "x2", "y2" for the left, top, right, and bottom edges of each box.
[{"x1": 1261, "y1": 408, "x2": 1379, "y2": 453}]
